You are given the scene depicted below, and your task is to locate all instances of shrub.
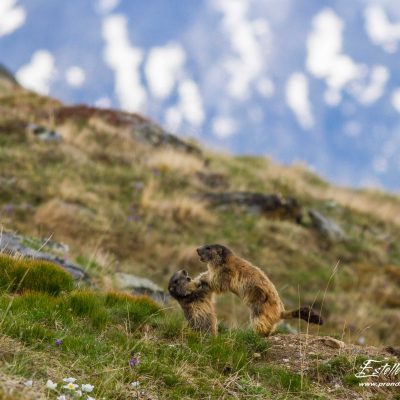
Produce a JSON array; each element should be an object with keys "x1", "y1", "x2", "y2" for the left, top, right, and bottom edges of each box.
[{"x1": 0, "y1": 254, "x2": 73, "y2": 295}]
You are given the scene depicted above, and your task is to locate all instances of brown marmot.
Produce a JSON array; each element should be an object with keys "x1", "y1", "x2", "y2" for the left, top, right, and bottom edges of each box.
[
  {"x1": 168, "y1": 269, "x2": 217, "y2": 335},
  {"x1": 196, "y1": 244, "x2": 323, "y2": 336}
]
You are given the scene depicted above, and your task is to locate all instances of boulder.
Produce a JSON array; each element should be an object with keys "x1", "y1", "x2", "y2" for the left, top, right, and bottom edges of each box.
[
  {"x1": 312, "y1": 336, "x2": 345, "y2": 349},
  {"x1": 196, "y1": 172, "x2": 229, "y2": 189},
  {"x1": 115, "y1": 272, "x2": 169, "y2": 304},
  {"x1": 202, "y1": 192, "x2": 302, "y2": 223},
  {"x1": 26, "y1": 124, "x2": 63, "y2": 142},
  {"x1": 132, "y1": 123, "x2": 202, "y2": 156},
  {"x1": 0, "y1": 231, "x2": 86, "y2": 280},
  {"x1": 308, "y1": 210, "x2": 346, "y2": 242}
]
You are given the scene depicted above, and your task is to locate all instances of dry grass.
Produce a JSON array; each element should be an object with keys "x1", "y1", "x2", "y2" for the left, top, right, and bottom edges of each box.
[
  {"x1": 140, "y1": 178, "x2": 212, "y2": 224},
  {"x1": 146, "y1": 148, "x2": 204, "y2": 175},
  {"x1": 262, "y1": 160, "x2": 400, "y2": 225},
  {"x1": 33, "y1": 199, "x2": 100, "y2": 239}
]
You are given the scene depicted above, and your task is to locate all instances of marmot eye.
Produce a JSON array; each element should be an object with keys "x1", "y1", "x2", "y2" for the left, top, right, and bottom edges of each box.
[
  {"x1": 186, "y1": 277, "x2": 191, "y2": 282},
  {"x1": 206, "y1": 246, "x2": 211, "y2": 250}
]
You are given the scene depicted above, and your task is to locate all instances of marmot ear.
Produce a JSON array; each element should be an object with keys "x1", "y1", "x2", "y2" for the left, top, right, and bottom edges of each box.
[
  {"x1": 182, "y1": 270, "x2": 188, "y2": 276},
  {"x1": 218, "y1": 246, "x2": 228, "y2": 260}
]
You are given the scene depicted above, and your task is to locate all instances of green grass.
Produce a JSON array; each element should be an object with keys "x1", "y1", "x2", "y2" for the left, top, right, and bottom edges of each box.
[
  {"x1": 0, "y1": 286, "x2": 329, "y2": 399},
  {"x1": 0, "y1": 254, "x2": 73, "y2": 295}
]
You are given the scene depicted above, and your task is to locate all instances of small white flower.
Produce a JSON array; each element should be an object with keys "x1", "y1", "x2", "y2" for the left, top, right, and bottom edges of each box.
[
  {"x1": 63, "y1": 382, "x2": 78, "y2": 390},
  {"x1": 63, "y1": 377, "x2": 76, "y2": 383},
  {"x1": 76, "y1": 389, "x2": 82, "y2": 397},
  {"x1": 131, "y1": 381, "x2": 140, "y2": 388},
  {"x1": 81, "y1": 383, "x2": 94, "y2": 392},
  {"x1": 87, "y1": 397, "x2": 95, "y2": 400},
  {"x1": 46, "y1": 379, "x2": 57, "y2": 390},
  {"x1": 24, "y1": 380, "x2": 33, "y2": 387},
  {"x1": 57, "y1": 396, "x2": 67, "y2": 400}
]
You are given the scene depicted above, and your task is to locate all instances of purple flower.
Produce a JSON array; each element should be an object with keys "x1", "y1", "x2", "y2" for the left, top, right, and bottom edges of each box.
[
  {"x1": 128, "y1": 215, "x2": 141, "y2": 223},
  {"x1": 3, "y1": 204, "x2": 14, "y2": 213},
  {"x1": 55, "y1": 339, "x2": 62, "y2": 346},
  {"x1": 133, "y1": 181, "x2": 144, "y2": 191},
  {"x1": 129, "y1": 356, "x2": 140, "y2": 367}
]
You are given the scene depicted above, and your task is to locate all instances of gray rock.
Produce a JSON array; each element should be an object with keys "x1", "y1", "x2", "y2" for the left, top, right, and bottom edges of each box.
[
  {"x1": 0, "y1": 231, "x2": 86, "y2": 280},
  {"x1": 132, "y1": 123, "x2": 201, "y2": 156},
  {"x1": 115, "y1": 272, "x2": 169, "y2": 304},
  {"x1": 202, "y1": 192, "x2": 303, "y2": 223},
  {"x1": 312, "y1": 336, "x2": 345, "y2": 349},
  {"x1": 27, "y1": 124, "x2": 63, "y2": 142},
  {"x1": 308, "y1": 210, "x2": 346, "y2": 242}
]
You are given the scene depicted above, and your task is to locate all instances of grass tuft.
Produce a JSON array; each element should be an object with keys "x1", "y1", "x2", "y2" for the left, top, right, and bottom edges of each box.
[{"x1": 0, "y1": 254, "x2": 73, "y2": 295}]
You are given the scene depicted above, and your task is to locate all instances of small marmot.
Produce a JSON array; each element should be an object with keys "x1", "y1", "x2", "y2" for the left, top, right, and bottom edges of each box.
[
  {"x1": 168, "y1": 269, "x2": 217, "y2": 335},
  {"x1": 197, "y1": 244, "x2": 323, "y2": 336}
]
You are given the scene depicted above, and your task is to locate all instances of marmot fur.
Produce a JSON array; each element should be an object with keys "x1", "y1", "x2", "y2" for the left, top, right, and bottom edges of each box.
[
  {"x1": 168, "y1": 269, "x2": 217, "y2": 335},
  {"x1": 197, "y1": 244, "x2": 323, "y2": 336}
]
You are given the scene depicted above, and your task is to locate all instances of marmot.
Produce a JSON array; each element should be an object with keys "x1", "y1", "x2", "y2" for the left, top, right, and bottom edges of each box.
[
  {"x1": 168, "y1": 269, "x2": 217, "y2": 335},
  {"x1": 197, "y1": 244, "x2": 323, "y2": 336}
]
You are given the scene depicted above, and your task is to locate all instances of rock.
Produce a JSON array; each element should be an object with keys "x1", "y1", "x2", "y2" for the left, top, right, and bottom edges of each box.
[
  {"x1": 0, "y1": 231, "x2": 87, "y2": 280},
  {"x1": 312, "y1": 336, "x2": 345, "y2": 349},
  {"x1": 196, "y1": 172, "x2": 229, "y2": 189},
  {"x1": 53, "y1": 105, "x2": 200, "y2": 155},
  {"x1": 385, "y1": 346, "x2": 400, "y2": 359},
  {"x1": 132, "y1": 123, "x2": 202, "y2": 156},
  {"x1": 308, "y1": 210, "x2": 346, "y2": 242},
  {"x1": 115, "y1": 272, "x2": 169, "y2": 304},
  {"x1": 27, "y1": 124, "x2": 63, "y2": 142},
  {"x1": 202, "y1": 192, "x2": 302, "y2": 223}
]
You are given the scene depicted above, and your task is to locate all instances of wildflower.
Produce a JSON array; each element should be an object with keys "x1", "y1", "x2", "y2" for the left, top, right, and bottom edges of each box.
[
  {"x1": 24, "y1": 380, "x2": 33, "y2": 387},
  {"x1": 63, "y1": 382, "x2": 78, "y2": 390},
  {"x1": 55, "y1": 339, "x2": 62, "y2": 346},
  {"x1": 129, "y1": 356, "x2": 140, "y2": 367},
  {"x1": 76, "y1": 389, "x2": 83, "y2": 397},
  {"x1": 46, "y1": 379, "x2": 57, "y2": 390},
  {"x1": 87, "y1": 397, "x2": 96, "y2": 400},
  {"x1": 3, "y1": 204, "x2": 14, "y2": 213},
  {"x1": 131, "y1": 381, "x2": 140, "y2": 388},
  {"x1": 57, "y1": 396, "x2": 67, "y2": 400},
  {"x1": 63, "y1": 377, "x2": 76, "y2": 383},
  {"x1": 81, "y1": 383, "x2": 94, "y2": 392}
]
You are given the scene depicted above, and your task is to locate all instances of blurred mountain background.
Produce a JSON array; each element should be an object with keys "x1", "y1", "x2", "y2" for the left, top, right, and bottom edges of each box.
[{"x1": 1, "y1": 0, "x2": 400, "y2": 190}]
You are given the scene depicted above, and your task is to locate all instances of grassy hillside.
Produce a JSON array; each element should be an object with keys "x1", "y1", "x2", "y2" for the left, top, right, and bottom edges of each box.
[
  {"x1": 0, "y1": 254, "x2": 398, "y2": 399},
  {"x1": 0, "y1": 74, "x2": 400, "y2": 399}
]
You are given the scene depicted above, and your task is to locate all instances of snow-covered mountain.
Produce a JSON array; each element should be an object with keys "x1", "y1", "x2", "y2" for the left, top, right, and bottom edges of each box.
[{"x1": 1, "y1": 0, "x2": 400, "y2": 190}]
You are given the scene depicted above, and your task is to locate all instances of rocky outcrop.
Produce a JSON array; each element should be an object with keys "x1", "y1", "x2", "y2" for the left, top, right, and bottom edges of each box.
[
  {"x1": 202, "y1": 192, "x2": 303, "y2": 223},
  {"x1": 52, "y1": 105, "x2": 201, "y2": 155},
  {"x1": 196, "y1": 172, "x2": 229, "y2": 189},
  {"x1": 132, "y1": 123, "x2": 201, "y2": 155},
  {"x1": 26, "y1": 124, "x2": 63, "y2": 142},
  {"x1": 115, "y1": 272, "x2": 169, "y2": 304},
  {"x1": 308, "y1": 210, "x2": 346, "y2": 242},
  {"x1": 0, "y1": 232, "x2": 87, "y2": 280}
]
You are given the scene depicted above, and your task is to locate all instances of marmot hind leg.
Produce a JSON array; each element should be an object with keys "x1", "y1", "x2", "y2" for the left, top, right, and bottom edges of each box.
[{"x1": 251, "y1": 314, "x2": 278, "y2": 336}]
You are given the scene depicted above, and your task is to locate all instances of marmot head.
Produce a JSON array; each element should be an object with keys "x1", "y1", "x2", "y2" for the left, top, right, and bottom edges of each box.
[
  {"x1": 168, "y1": 269, "x2": 192, "y2": 299},
  {"x1": 196, "y1": 244, "x2": 231, "y2": 266}
]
